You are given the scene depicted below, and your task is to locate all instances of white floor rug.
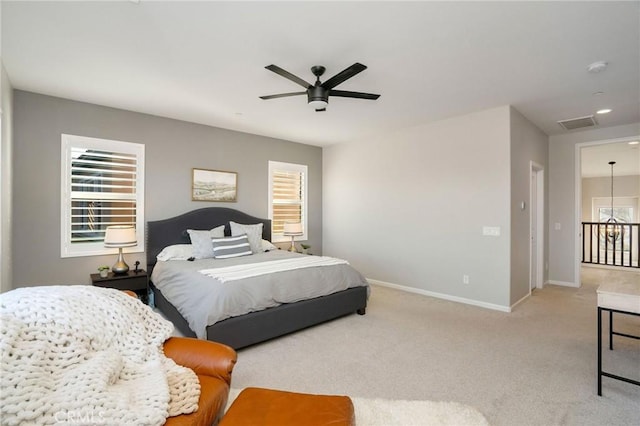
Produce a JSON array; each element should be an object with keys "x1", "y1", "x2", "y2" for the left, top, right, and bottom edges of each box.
[{"x1": 226, "y1": 388, "x2": 489, "y2": 426}]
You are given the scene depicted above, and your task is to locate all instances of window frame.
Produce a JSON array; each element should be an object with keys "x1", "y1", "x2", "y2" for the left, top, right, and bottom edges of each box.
[
  {"x1": 60, "y1": 134, "x2": 145, "y2": 258},
  {"x1": 592, "y1": 196, "x2": 638, "y2": 223},
  {"x1": 268, "y1": 160, "x2": 308, "y2": 243}
]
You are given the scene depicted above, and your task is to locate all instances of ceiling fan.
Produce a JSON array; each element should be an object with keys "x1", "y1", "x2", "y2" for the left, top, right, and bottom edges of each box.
[{"x1": 260, "y1": 63, "x2": 380, "y2": 111}]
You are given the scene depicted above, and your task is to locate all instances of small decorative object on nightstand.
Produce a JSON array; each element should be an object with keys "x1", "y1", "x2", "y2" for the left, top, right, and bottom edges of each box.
[
  {"x1": 300, "y1": 244, "x2": 311, "y2": 255},
  {"x1": 97, "y1": 266, "x2": 109, "y2": 278},
  {"x1": 91, "y1": 269, "x2": 148, "y2": 303}
]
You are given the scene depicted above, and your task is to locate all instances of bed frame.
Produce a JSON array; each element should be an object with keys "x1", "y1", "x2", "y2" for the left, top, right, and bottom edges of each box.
[{"x1": 147, "y1": 207, "x2": 367, "y2": 349}]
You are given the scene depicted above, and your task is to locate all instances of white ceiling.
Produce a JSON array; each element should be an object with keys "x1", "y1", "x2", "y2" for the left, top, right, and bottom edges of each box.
[{"x1": 2, "y1": 1, "x2": 639, "y2": 148}]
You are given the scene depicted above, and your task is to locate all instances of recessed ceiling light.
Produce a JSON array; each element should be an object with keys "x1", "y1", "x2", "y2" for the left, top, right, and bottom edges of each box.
[
  {"x1": 596, "y1": 108, "x2": 612, "y2": 114},
  {"x1": 629, "y1": 141, "x2": 639, "y2": 145},
  {"x1": 587, "y1": 61, "x2": 608, "y2": 73}
]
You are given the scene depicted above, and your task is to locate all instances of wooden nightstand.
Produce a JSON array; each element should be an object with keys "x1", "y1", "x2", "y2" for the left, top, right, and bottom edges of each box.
[{"x1": 91, "y1": 269, "x2": 148, "y2": 303}]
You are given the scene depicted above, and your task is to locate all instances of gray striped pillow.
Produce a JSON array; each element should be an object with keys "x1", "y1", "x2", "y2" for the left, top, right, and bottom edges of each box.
[{"x1": 211, "y1": 234, "x2": 252, "y2": 259}]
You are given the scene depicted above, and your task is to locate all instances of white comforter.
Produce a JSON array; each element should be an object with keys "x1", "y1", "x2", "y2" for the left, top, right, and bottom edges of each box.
[
  {"x1": 151, "y1": 250, "x2": 369, "y2": 339},
  {"x1": 199, "y1": 255, "x2": 348, "y2": 282},
  {"x1": 0, "y1": 285, "x2": 200, "y2": 426}
]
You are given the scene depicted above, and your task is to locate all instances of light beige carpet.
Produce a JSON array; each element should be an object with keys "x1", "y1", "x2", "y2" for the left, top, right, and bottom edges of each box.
[
  {"x1": 229, "y1": 267, "x2": 640, "y2": 426},
  {"x1": 226, "y1": 388, "x2": 489, "y2": 426}
]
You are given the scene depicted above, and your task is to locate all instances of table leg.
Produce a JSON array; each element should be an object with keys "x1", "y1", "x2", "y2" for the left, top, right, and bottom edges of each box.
[
  {"x1": 609, "y1": 309, "x2": 613, "y2": 350},
  {"x1": 598, "y1": 306, "x2": 603, "y2": 396}
]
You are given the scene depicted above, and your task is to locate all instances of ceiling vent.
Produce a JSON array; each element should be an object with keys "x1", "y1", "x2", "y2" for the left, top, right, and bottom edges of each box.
[{"x1": 557, "y1": 115, "x2": 598, "y2": 131}]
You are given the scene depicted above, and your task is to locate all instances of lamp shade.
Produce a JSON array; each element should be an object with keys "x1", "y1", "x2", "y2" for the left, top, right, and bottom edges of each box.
[
  {"x1": 283, "y1": 222, "x2": 303, "y2": 236},
  {"x1": 104, "y1": 226, "x2": 137, "y2": 248}
]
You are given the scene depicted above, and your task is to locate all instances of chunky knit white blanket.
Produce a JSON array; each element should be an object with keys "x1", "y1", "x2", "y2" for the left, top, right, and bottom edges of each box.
[{"x1": 0, "y1": 285, "x2": 200, "y2": 426}]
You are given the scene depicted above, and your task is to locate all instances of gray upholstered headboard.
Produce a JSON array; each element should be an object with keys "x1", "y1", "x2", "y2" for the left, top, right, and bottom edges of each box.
[{"x1": 146, "y1": 207, "x2": 272, "y2": 274}]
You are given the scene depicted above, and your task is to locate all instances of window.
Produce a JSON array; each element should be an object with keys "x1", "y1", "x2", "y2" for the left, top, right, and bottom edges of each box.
[
  {"x1": 61, "y1": 134, "x2": 145, "y2": 257},
  {"x1": 268, "y1": 161, "x2": 307, "y2": 243},
  {"x1": 592, "y1": 197, "x2": 637, "y2": 224}
]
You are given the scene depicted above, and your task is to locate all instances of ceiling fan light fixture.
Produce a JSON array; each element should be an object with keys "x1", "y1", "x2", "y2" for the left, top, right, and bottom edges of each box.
[
  {"x1": 308, "y1": 99, "x2": 328, "y2": 110},
  {"x1": 308, "y1": 85, "x2": 328, "y2": 110}
]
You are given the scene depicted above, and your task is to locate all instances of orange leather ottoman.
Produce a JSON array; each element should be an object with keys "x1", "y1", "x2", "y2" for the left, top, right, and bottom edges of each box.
[{"x1": 219, "y1": 387, "x2": 355, "y2": 426}]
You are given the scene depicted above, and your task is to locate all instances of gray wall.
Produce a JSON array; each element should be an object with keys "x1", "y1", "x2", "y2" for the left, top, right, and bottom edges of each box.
[
  {"x1": 509, "y1": 107, "x2": 548, "y2": 304},
  {"x1": 12, "y1": 90, "x2": 322, "y2": 288},
  {"x1": 548, "y1": 122, "x2": 640, "y2": 286},
  {"x1": 0, "y1": 62, "x2": 13, "y2": 293},
  {"x1": 323, "y1": 106, "x2": 512, "y2": 309},
  {"x1": 581, "y1": 175, "x2": 639, "y2": 222}
]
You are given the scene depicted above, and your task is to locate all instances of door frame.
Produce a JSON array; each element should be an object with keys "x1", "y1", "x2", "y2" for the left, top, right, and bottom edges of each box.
[
  {"x1": 573, "y1": 135, "x2": 640, "y2": 287},
  {"x1": 530, "y1": 161, "x2": 544, "y2": 291}
]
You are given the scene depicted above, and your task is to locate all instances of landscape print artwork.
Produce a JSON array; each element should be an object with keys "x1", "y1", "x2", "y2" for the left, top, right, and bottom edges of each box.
[{"x1": 192, "y1": 168, "x2": 237, "y2": 202}]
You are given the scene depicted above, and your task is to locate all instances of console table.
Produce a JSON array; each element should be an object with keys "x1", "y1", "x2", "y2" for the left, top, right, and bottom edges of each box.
[{"x1": 596, "y1": 281, "x2": 640, "y2": 395}]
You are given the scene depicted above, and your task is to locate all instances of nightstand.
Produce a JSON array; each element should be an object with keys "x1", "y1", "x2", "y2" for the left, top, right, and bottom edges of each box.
[{"x1": 91, "y1": 269, "x2": 148, "y2": 303}]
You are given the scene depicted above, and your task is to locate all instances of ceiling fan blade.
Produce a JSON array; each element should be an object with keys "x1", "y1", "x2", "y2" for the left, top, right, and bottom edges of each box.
[
  {"x1": 260, "y1": 92, "x2": 306, "y2": 100},
  {"x1": 329, "y1": 90, "x2": 380, "y2": 100},
  {"x1": 315, "y1": 108, "x2": 326, "y2": 112},
  {"x1": 265, "y1": 65, "x2": 311, "y2": 89},
  {"x1": 321, "y1": 63, "x2": 367, "y2": 90}
]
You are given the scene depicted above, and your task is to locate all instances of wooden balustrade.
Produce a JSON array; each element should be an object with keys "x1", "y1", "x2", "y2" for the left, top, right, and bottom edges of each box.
[{"x1": 582, "y1": 222, "x2": 639, "y2": 268}]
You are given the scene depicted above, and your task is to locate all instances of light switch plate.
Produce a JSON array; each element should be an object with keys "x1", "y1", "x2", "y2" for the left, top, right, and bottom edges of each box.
[{"x1": 483, "y1": 226, "x2": 501, "y2": 236}]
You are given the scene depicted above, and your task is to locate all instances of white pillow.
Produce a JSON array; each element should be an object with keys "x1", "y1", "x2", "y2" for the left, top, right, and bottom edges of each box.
[
  {"x1": 187, "y1": 225, "x2": 225, "y2": 259},
  {"x1": 261, "y1": 239, "x2": 277, "y2": 252},
  {"x1": 229, "y1": 221, "x2": 263, "y2": 254},
  {"x1": 156, "y1": 244, "x2": 193, "y2": 261}
]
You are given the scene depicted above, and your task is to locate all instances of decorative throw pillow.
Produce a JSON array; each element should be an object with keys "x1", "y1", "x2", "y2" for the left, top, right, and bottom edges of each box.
[
  {"x1": 261, "y1": 239, "x2": 278, "y2": 252},
  {"x1": 156, "y1": 244, "x2": 193, "y2": 261},
  {"x1": 211, "y1": 234, "x2": 252, "y2": 259},
  {"x1": 229, "y1": 221, "x2": 263, "y2": 253},
  {"x1": 187, "y1": 226, "x2": 225, "y2": 259}
]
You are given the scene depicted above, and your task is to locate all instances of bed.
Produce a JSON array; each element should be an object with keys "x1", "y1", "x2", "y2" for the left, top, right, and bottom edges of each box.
[{"x1": 147, "y1": 207, "x2": 368, "y2": 349}]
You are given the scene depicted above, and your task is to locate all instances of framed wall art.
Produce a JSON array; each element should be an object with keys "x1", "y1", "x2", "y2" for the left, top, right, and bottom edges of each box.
[{"x1": 192, "y1": 168, "x2": 237, "y2": 202}]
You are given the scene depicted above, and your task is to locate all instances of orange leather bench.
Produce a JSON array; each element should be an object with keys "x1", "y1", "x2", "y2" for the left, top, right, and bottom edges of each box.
[{"x1": 220, "y1": 387, "x2": 355, "y2": 426}]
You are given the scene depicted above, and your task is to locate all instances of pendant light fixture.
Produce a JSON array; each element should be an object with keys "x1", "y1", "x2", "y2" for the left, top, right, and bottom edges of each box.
[{"x1": 605, "y1": 161, "x2": 621, "y2": 243}]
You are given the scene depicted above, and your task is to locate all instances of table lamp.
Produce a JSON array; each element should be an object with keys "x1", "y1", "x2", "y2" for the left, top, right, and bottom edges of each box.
[
  {"x1": 104, "y1": 225, "x2": 137, "y2": 274},
  {"x1": 283, "y1": 222, "x2": 303, "y2": 252}
]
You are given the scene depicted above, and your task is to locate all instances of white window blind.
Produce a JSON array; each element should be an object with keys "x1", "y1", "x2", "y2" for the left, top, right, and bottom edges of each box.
[
  {"x1": 268, "y1": 161, "x2": 307, "y2": 242},
  {"x1": 61, "y1": 134, "x2": 145, "y2": 257}
]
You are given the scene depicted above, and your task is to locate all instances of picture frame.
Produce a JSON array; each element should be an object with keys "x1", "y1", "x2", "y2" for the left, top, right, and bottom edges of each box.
[{"x1": 192, "y1": 168, "x2": 237, "y2": 202}]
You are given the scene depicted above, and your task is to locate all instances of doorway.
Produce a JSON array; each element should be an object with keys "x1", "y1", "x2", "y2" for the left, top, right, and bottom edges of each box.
[
  {"x1": 530, "y1": 162, "x2": 544, "y2": 291},
  {"x1": 574, "y1": 136, "x2": 640, "y2": 286}
]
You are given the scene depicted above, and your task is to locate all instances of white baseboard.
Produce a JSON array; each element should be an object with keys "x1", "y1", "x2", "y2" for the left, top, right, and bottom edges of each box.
[
  {"x1": 546, "y1": 280, "x2": 579, "y2": 288},
  {"x1": 368, "y1": 278, "x2": 512, "y2": 313},
  {"x1": 510, "y1": 293, "x2": 530, "y2": 310}
]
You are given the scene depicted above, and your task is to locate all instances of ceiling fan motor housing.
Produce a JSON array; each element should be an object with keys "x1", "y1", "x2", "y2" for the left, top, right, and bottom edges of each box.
[{"x1": 308, "y1": 85, "x2": 328, "y2": 104}]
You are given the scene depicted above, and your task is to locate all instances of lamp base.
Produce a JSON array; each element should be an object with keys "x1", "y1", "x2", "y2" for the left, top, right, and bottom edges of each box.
[
  {"x1": 112, "y1": 248, "x2": 130, "y2": 274},
  {"x1": 288, "y1": 236, "x2": 298, "y2": 253}
]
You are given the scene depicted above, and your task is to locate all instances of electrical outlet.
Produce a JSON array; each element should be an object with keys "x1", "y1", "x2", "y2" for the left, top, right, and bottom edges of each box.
[{"x1": 463, "y1": 275, "x2": 469, "y2": 284}]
